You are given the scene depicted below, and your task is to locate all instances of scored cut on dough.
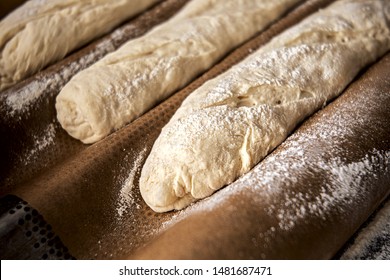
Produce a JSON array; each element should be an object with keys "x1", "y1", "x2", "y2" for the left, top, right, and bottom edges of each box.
[
  {"x1": 0, "y1": 0, "x2": 160, "y2": 91},
  {"x1": 55, "y1": 0, "x2": 302, "y2": 144},
  {"x1": 140, "y1": 0, "x2": 390, "y2": 212}
]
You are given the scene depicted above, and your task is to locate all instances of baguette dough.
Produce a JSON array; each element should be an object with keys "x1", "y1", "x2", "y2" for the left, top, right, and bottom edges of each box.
[
  {"x1": 0, "y1": 0, "x2": 159, "y2": 91},
  {"x1": 140, "y1": 0, "x2": 390, "y2": 212},
  {"x1": 55, "y1": 0, "x2": 302, "y2": 144}
]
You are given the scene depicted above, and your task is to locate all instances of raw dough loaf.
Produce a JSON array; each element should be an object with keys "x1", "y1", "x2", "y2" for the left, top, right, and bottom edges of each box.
[
  {"x1": 140, "y1": 0, "x2": 390, "y2": 212},
  {"x1": 55, "y1": 0, "x2": 302, "y2": 144},
  {"x1": 0, "y1": 0, "x2": 159, "y2": 91}
]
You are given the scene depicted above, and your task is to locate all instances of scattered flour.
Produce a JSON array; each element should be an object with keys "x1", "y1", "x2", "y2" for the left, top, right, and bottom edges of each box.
[
  {"x1": 5, "y1": 80, "x2": 46, "y2": 114},
  {"x1": 266, "y1": 149, "x2": 389, "y2": 231},
  {"x1": 23, "y1": 122, "x2": 57, "y2": 165},
  {"x1": 116, "y1": 147, "x2": 148, "y2": 219},
  {"x1": 160, "y1": 148, "x2": 389, "y2": 234}
]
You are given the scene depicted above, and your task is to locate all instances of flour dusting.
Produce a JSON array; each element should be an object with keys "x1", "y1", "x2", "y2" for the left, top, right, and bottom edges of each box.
[
  {"x1": 5, "y1": 81, "x2": 45, "y2": 115},
  {"x1": 116, "y1": 147, "x2": 147, "y2": 218},
  {"x1": 160, "y1": 148, "x2": 389, "y2": 234},
  {"x1": 23, "y1": 122, "x2": 57, "y2": 165},
  {"x1": 268, "y1": 149, "x2": 389, "y2": 232}
]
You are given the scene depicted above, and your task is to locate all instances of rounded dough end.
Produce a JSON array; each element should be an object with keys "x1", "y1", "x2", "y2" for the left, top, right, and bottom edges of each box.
[
  {"x1": 55, "y1": 86, "x2": 106, "y2": 144},
  {"x1": 140, "y1": 175, "x2": 197, "y2": 213}
]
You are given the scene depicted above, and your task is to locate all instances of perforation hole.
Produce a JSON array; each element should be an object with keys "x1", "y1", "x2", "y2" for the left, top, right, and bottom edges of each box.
[{"x1": 4, "y1": 197, "x2": 74, "y2": 260}]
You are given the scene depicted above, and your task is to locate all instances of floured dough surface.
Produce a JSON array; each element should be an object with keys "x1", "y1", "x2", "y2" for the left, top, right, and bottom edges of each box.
[
  {"x1": 55, "y1": 0, "x2": 301, "y2": 144},
  {"x1": 140, "y1": 0, "x2": 390, "y2": 212},
  {"x1": 0, "y1": 0, "x2": 159, "y2": 91}
]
